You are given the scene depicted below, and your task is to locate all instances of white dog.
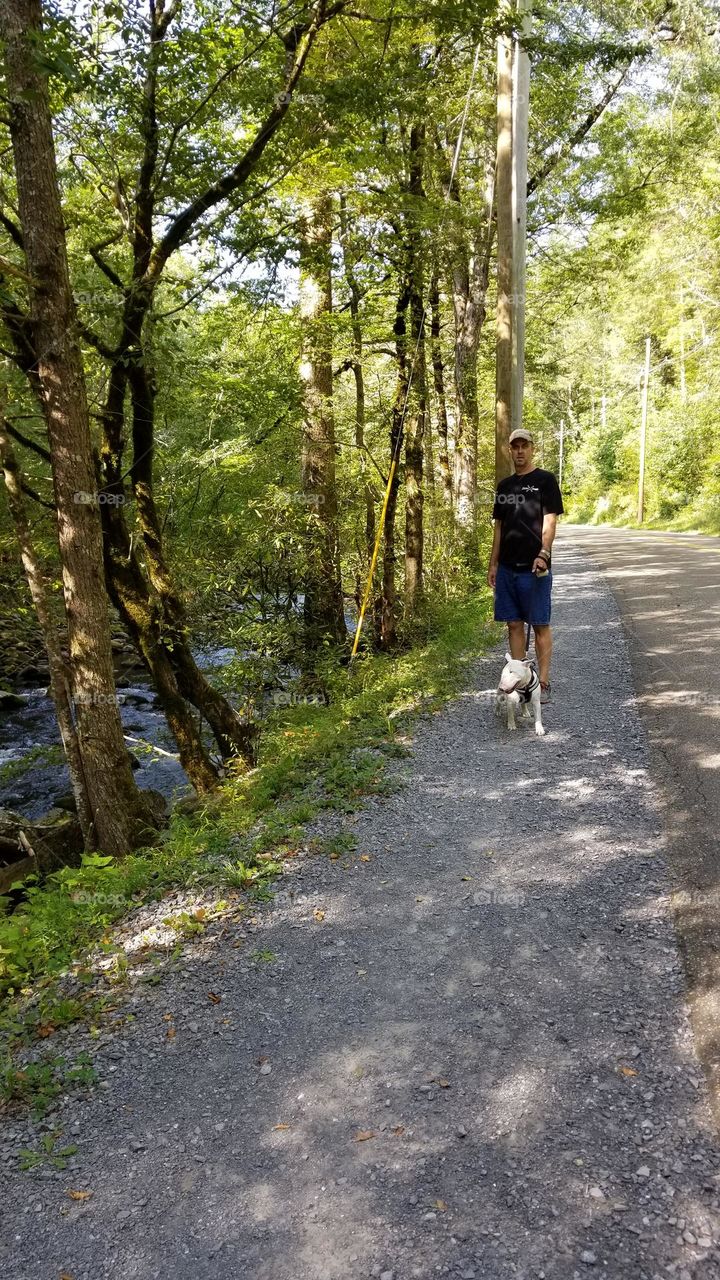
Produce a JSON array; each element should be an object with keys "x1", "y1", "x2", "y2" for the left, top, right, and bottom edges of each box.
[{"x1": 495, "y1": 654, "x2": 545, "y2": 736}]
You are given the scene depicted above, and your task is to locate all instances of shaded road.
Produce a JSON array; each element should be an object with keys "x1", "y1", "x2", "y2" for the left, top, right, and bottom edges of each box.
[{"x1": 564, "y1": 524, "x2": 720, "y2": 1120}]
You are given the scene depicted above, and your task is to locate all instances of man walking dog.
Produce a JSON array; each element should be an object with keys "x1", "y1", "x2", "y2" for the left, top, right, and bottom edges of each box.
[{"x1": 487, "y1": 428, "x2": 564, "y2": 703}]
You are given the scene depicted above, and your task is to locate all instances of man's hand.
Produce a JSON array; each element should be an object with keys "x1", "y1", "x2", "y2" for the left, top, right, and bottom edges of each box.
[
  {"x1": 531, "y1": 555, "x2": 546, "y2": 575},
  {"x1": 488, "y1": 563, "x2": 498, "y2": 589}
]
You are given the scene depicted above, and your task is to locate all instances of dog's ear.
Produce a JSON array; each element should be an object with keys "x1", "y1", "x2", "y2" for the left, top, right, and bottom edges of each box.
[{"x1": 505, "y1": 652, "x2": 512, "y2": 663}]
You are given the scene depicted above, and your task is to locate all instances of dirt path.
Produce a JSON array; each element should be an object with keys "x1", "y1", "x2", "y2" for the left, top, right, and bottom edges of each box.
[{"x1": 2, "y1": 540, "x2": 720, "y2": 1280}]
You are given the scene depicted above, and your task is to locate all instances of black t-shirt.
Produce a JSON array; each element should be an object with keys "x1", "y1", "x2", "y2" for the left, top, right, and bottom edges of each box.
[{"x1": 492, "y1": 468, "x2": 564, "y2": 567}]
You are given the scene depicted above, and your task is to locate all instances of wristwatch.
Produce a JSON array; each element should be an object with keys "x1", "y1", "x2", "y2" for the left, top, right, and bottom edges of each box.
[{"x1": 537, "y1": 548, "x2": 551, "y2": 564}]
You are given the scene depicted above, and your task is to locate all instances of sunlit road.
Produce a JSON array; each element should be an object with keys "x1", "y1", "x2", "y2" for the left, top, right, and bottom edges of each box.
[{"x1": 564, "y1": 523, "x2": 720, "y2": 1116}]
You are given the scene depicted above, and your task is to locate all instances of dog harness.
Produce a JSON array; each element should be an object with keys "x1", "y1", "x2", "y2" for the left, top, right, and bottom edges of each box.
[{"x1": 518, "y1": 667, "x2": 540, "y2": 704}]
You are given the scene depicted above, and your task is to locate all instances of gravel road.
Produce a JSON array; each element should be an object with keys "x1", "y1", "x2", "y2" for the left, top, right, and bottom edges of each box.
[{"x1": 2, "y1": 541, "x2": 720, "y2": 1280}]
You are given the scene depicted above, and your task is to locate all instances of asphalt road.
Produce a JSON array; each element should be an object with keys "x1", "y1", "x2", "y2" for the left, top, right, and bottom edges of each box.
[{"x1": 563, "y1": 524, "x2": 720, "y2": 1121}]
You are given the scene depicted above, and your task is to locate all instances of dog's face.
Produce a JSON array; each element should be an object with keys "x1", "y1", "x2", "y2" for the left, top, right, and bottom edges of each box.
[{"x1": 498, "y1": 654, "x2": 532, "y2": 693}]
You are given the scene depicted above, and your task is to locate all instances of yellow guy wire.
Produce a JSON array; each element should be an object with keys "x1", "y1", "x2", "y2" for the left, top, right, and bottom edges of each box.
[
  {"x1": 349, "y1": 42, "x2": 482, "y2": 661},
  {"x1": 350, "y1": 457, "x2": 398, "y2": 658}
]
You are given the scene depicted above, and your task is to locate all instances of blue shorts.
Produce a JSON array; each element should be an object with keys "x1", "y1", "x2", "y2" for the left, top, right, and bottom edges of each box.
[{"x1": 494, "y1": 563, "x2": 552, "y2": 625}]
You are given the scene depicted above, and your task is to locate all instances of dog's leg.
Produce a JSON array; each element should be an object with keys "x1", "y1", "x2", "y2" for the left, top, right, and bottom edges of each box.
[
  {"x1": 506, "y1": 691, "x2": 518, "y2": 731},
  {"x1": 532, "y1": 690, "x2": 545, "y2": 736}
]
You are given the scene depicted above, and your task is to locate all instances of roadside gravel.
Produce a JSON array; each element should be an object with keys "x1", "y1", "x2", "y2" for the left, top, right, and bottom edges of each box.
[{"x1": 1, "y1": 543, "x2": 719, "y2": 1280}]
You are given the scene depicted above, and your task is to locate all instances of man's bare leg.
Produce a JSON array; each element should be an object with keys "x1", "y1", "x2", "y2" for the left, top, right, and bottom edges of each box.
[
  {"x1": 533, "y1": 623, "x2": 552, "y2": 685},
  {"x1": 508, "y1": 620, "x2": 526, "y2": 660}
]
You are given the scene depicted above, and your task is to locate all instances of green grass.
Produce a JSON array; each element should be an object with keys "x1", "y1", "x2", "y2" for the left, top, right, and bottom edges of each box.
[{"x1": 0, "y1": 591, "x2": 494, "y2": 1113}]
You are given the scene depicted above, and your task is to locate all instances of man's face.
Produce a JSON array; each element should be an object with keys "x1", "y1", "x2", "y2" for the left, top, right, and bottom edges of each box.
[{"x1": 510, "y1": 439, "x2": 534, "y2": 471}]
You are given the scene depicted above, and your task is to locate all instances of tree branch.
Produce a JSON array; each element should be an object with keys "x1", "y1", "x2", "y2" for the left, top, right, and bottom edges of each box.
[
  {"x1": 4, "y1": 419, "x2": 51, "y2": 463},
  {"x1": 147, "y1": 0, "x2": 346, "y2": 285},
  {"x1": 527, "y1": 66, "x2": 630, "y2": 197}
]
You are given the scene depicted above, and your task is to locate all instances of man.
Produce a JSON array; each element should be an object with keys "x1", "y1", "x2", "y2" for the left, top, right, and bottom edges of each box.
[{"x1": 487, "y1": 428, "x2": 564, "y2": 703}]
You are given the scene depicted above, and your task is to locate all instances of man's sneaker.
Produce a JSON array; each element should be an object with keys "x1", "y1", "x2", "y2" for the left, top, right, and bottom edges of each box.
[{"x1": 540, "y1": 681, "x2": 551, "y2": 705}]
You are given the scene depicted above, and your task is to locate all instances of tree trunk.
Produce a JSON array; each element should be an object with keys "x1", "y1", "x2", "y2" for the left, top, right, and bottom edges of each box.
[
  {"x1": 429, "y1": 273, "x2": 452, "y2": 505},
  {"x1": 127, "y1": 360, "x2": 258, "y2": 764},
  {"x1": 0, "y1": 419, "x2": 94, "y2": 844},
  {"x1": 298, "y1": 192, "x2": 346, "y2": 647},
  {"x1": 380, "y1": 278, "x2": 411, "y2": 649},
  {"x1": 339, "y1": 195, "x2": 376, "y2": 590},
  {"x1": 3, "y1": 0, "x2": 157, "y2": 854},
  {"x1": 440, "y1": 129, "x2": 495, "y2": 527},
  {"x1": 404, "y1": 124, "x2": 427, "y2": 615}
]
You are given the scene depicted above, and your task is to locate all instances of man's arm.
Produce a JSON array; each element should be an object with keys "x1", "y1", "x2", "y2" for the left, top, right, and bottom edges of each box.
[
  {"x1": 488, "y1": 519, "x2": 502, "y2": 588},
  {"x1": 531, "y1": 513, "x2": 558, "y2": 574}
]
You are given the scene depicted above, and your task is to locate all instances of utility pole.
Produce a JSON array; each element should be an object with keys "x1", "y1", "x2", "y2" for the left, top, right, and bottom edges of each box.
[
  {"x1": 637, "y1": 336, "x2": 651, "y2": 524},
  {"x1": 495, "y1": 19, "x2": 513, "y2": 483},
  {"x1": 511, "y1": 0, "x2": 530, "y2": 434}
]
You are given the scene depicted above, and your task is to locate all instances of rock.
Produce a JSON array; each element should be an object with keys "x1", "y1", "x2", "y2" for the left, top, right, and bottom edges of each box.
[
  {"x1": 580, "y1": 1251, "x2": 597, "y2": 1265},
  {"x1": 18, "y1": 665, "x2": 48, "y2": 686},
  {"x1": 0, "y1": 690, "x2": 27, "y2": 709},
  {"x1": 54, "y1": 792, "x2": 78, "y2": 814}
]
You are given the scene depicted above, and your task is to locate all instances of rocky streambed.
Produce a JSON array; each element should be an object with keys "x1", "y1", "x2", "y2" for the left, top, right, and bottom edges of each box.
[{"x1": 0, "y1": 639, "x2": 210, "y2": 892}]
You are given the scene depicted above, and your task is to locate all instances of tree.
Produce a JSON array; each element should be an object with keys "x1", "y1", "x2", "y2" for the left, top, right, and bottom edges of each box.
[
  {"x1": 298, "y1": 190, "x2": 346, "y2": 645},
  {"x1": 1, "y1": 0, "x2": 159, "y2": 854}
]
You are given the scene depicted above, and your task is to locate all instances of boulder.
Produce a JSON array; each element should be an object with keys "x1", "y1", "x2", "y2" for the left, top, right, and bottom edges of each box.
[{"x1": 0, "y1": 690, "x2": 28, "y2": 710}]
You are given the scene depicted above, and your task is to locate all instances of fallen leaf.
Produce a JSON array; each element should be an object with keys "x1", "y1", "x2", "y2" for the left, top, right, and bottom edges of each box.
[
  {"x1": 436, "y1": 1078, "x2": 450, "y2": 1088},
  {"x1": 162, "y1": 1012, "x2": 174, "y2": 1022},
  {"x1": 359, "y1": 855, "x2": 372, "y2": 863},
  {"x1": 618, "y1": 1065, "x2": 638, "y2": 1077},
  {"x1": 193, "y1": 908, "x2": 207, "y2": 921},
  {"x1": 273, "y1": 1123, "x2": 290, "y2": 1130},
  {"x1": 166, "y1": 1026, "x2": 176, "y2": 1040},
  {"x1": 461, "y1": 875, "x2": 472, "y2": 882},
  {"x1": 67, "y1": 1190, "x2": 92, "y2": 1201},
  {"x1": 60, "y1": 1273, "x2": 76, "y2": 1279},
  {"x1": 257, "y1": 1055, "x2": 269, "y2": 1065},
  {"x1": 435, "y1": 1199, "x2": 448, "y2": 1211},
  {"x1": 353, "y1": 1130, "x2": 375, "y2": 1142},
  {"x1": 352, "y1": 1065, "x2": 365, "y2": 1079},
  {"x1": 313, "y1": 909, "x2": 325, "y2": 922},
  {"x1": 208, "y1": 992, "x2": 221, "y2": 1004},
  {"x1": 392, "y1": 1125, "x2": 405, "y2": 1136},
  {"x1": 37, "y1": 1024, "x2": 56, "y2": 1038}
]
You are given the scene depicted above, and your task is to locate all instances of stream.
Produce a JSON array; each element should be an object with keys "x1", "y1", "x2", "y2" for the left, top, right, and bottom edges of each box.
[{"x1": 0, "y1": 646, "x2": 221, "y2": 821}]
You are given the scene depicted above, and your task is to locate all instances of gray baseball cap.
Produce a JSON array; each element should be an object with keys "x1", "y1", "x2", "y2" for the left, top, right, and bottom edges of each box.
[{"x1": 508, "y1": 428, "x2": 533, "y2": 444}]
